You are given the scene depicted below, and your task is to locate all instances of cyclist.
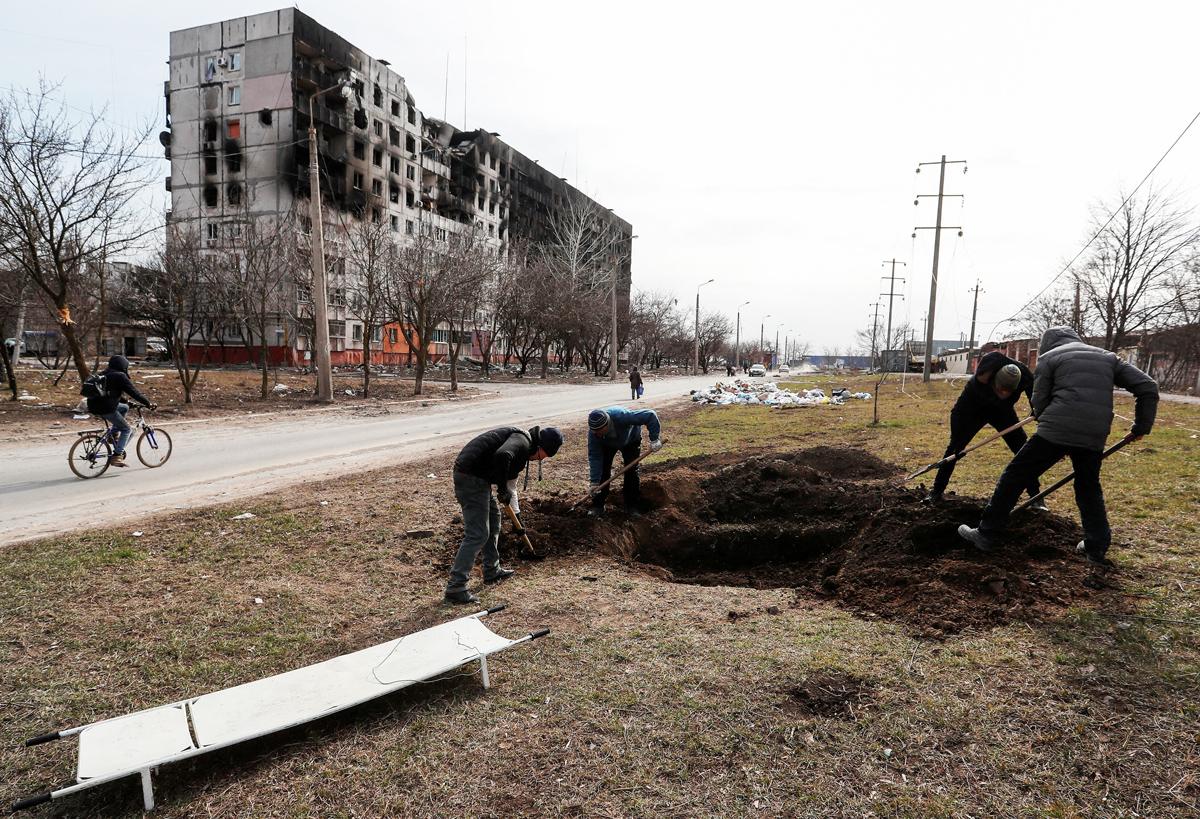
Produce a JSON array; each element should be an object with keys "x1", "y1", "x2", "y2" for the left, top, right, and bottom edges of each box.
[{"x1": 85, "y1": 355, "x2": 156, "y2": 468}]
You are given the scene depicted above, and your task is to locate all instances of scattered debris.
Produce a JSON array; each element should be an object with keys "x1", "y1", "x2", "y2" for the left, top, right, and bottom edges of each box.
[
  {"x1": 72, "y1": 414, "x2": 90, "y2": 420},
  {"x1": 319, "y1": 500, "x2": 329, "y2": 506},
  {"x1": 426, "y1": 473, "x2": 437, "y2": 479},
  {"x1": 131, "y1": 531, "x2": 144, "y2": 538},
  {"x1": 252, "y1": 597, "x2": 264, "y2": 605},
  {"x1": 272, "y1": 384, "x2": 289, "y2": 394},
  {"x1": 231, "y1": 512, "x2": 257, "y2": 520},
  {"x1": 690, "y1": 380, "x2": 870, "y2": 407},
  {"x1": 17, "y1": 393, "x2": 38, "y2": 401},
  {"x1": 344, "y1": 389, "x2": 355, "y2": 396}
]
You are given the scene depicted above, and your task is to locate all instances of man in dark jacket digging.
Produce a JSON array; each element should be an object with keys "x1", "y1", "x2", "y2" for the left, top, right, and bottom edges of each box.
[
  {"x1": 587, "y1": 406, "x2": 662, "y2": 518},
  {"x1": 957, "y1": 327, "x2": 1158, "y2": 564},
  {"x1": 444, "y1": 425, "x2": 564, "y2": 604},
  {"x1": 84, "y1": 355, "x2": 156, "y2": 468},
  {"x1": 925, "y1": 351, "x2": 1044, "y2": 507}
]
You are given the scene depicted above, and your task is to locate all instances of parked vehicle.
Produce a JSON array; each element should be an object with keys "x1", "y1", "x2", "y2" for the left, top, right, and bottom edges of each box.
[
  {"x1": 749, "y1": 364, "x2": 766, "y2": 377},
  {"x1": 778, "y1": 364, "x2": 791, "y2": 375}
]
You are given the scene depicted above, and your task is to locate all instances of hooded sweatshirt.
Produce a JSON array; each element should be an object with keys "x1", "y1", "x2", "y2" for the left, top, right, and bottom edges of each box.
[
  {"x1": 86, "y1": 355, "x2": 152, "y2": 415},
  {"x1": 1030, "y1": 327, "x2": 1158, "y2": 450}
]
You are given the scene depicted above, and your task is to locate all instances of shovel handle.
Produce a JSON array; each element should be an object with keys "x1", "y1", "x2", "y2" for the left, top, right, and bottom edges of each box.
[
  {"x1": 502, "y1": 503, "x2": 538, "y2": 557},
  {"x1": 1015, "y1": 434, "x2": 1135, "y2": 512},
  {"x1": 568, "y1": 445, "x2": 658, "y2": 510},
  {"x1": 903, "y1": 416, "x2": 1034, "y2": 482}
]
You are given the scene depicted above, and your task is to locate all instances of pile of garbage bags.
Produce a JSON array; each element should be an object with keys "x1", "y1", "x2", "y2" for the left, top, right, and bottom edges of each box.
[{"x1": 690, "y1": 380, "x2": 871, "y2": 407}]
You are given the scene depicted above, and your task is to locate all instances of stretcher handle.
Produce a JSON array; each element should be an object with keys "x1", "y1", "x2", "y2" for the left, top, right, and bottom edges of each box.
[
  {"x1": 486, "y1": 605, "x2": 507, "y2": 615},
  {"x1": 24, "y1": 731, "x2": 61, "y2": 747},
  {"x1": 11, "y1": 792, "x2": 52, "y2": 811},
  {"x1": 529, "y1": 628, "x2": 551, "y2": 640}
]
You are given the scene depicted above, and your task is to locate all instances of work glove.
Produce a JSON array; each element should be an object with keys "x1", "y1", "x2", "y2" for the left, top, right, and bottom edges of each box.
[
  {"x1": 497, "y1": 488, "x2": 513, "y2": 506},
  {"x1": 504, "y1": 479, "x2": 520, "y2": 514},
  {"x1": 649, "y1": 439, "x2": 663, "y2": 453},
  {"x1": 588, "y1": 482, "x2": 602, "y2": 498}
]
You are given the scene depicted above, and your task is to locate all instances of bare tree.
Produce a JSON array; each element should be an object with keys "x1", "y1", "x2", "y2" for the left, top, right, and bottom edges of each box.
[
  {"x1": 1075, "y1": 189, "x2": 1200, "y2": 351},
  {"x1": 340, "y1": 214, "x2": 394, "y2": 397},
  {"x1": 227, "y1": 214, "x2": 298, "y2": 398},
  {"x1": 0, "y1": 82, "x2": 154, "y2": 380},
  {"x1": 695, "y1": 310, "x2": 733, "y2": 374}
]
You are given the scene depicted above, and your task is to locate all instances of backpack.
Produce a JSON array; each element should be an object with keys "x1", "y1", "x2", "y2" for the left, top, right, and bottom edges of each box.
[{"x1": 80, "y1": 372, "x2": 108, "y2": 399}]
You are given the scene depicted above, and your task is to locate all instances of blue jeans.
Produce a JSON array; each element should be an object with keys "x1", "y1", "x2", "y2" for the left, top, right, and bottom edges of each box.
[
  {"x1": 446, "y1": 472, "x2": 502, "y2": 593},
  {"x1": 101, "y1": 403, "x2": 131, "y2": 455},
  {"x1": 979, "y1": 434, "x2": 1111, "y2": 555}
]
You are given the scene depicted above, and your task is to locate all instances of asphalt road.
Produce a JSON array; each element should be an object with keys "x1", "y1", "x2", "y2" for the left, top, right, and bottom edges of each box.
[{"x1": 0, "y1": 375, "x2": 718, "y2": 546}]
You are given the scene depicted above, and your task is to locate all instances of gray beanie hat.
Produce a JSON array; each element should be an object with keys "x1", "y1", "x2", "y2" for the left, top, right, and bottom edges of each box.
[{"x1": 995, "y1": 363, "x2": 1021, "y2": 391}]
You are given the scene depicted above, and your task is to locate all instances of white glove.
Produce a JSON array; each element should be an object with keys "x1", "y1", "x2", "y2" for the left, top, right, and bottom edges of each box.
[
  {"x1": 650, "y1": 439, "x2": 663, "y2": 452},
  {"x1": 505, "y1": 478, "x2": 520, "y2": 515}
]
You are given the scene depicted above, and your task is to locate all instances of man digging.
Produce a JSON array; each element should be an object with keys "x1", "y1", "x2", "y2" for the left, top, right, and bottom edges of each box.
[
  {"x1": 957, "y1": 327, "x2": 1158, "y2": 565},
  {"x1": 444, "y1": 424, "x2": 564, "y2": 604},
  {"x1": 587, "y1": 406, "x2": 662, "y2": 518}
]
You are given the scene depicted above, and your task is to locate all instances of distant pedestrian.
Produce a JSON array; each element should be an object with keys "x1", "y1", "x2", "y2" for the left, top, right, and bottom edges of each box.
[
  {"x1": 629, "y1": 366, "x2": 643, "y2": 400},
  {"x1": 444, "y1": 424, "x2": 564, "y2": 604}
]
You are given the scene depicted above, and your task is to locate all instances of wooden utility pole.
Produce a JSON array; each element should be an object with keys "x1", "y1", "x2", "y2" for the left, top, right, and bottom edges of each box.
[
  {"x1": 868, "y1": 301, "x2": 883, "y2": 370},
  {"x1": 1072, "y1": 280, "x2": 1082, "y2": 332},
  {"x1": 914, "y1": 155, "x2": 967, "y2": 381},
  {"x1": 880, "y1": 259, "x2": 906, "y2": 373},
  {"x1": 967, "y1": 280, "x2": 983, "y2": 368}
]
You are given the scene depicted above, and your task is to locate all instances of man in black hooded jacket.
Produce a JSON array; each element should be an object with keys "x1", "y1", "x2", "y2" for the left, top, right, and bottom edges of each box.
[
  {"x1": 85, "y1": 355, "x2": 156, "y2": 467},
  {"x1": 958, "y1": 327, "x2": 1158, "y2": 563},
  {"x1": 444, "y1": 425, "x2": 564, "y2": 604},
  {"x1": 926, "y1": 351, "x2": 1041, "y2": 506}
]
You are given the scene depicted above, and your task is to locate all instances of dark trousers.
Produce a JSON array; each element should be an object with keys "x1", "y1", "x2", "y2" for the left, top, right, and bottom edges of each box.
[
  {"x1": 932, "y1": 406, "x2": 1039, "y2": 498},
  {"x1": 446, "y1": 472, "x2": 501, "y2": 592},
  {"x1": 979, "y1": 434, "x2": 1111, "y2": 554},
  {"x1": 594, "y1": 442, "x2": 641, "y2": 509}
]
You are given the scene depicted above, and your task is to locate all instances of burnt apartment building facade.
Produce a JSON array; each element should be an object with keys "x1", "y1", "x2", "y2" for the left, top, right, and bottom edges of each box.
[{"x1": 164, "y1": 7, "x2": 632, "y2": 365}]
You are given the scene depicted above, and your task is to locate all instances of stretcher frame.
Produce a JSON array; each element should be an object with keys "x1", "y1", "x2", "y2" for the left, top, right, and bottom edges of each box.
[{"x1": 12, "y1": 606, "x2": 546, "y2": 813}]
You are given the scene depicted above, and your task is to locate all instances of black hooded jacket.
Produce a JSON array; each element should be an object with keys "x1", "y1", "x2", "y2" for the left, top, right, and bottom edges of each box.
[
  {"x1": 453, "y1": 426, "x2": 539, "y2": 486},
  {"x1": 86, "y1": 355, "x2": 152, "y2": 415},
  {"x1": 953, "y1": 351, "x2": 1033, "y2": 416}
]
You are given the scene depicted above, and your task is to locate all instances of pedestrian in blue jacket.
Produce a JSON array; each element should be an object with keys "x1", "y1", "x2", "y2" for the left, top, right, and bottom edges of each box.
[{"x1": 587, "y1": 406, "x2": 662, "y2": 517}]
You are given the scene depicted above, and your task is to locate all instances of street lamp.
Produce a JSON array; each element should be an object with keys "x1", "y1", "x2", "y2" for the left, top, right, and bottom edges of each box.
[
  {"x1": 610, "y1": 234, "x2": 639, "y2": 382},
  {"x1": 759, "y1": 314, "x2": 771, "y2": 364},
  {"x1": 693, "y1": 278, "x2": 714, "y2": 375},
  {"x1": 307, "y1": 79, "x2": 353, "y2": 403},
  {"x1": 734, "y1": 300, "x2": 750, "y2": 372},
  {"x1": 774, "y1": 322, "x2": 785, "y2": 371}
]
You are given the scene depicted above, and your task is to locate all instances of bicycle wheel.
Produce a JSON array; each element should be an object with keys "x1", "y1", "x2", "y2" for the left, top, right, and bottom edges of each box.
[
  {"x1": 136, "y1": 426, "x2": 173, "y2": 468},
  {"x1": 68, "y1": 434, "x2": 112, "y2": 479}
]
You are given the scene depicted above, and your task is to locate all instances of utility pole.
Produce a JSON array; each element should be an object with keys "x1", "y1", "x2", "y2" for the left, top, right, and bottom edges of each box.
[
  {"x1": 914, "y1": 155, "x2": 967, "y2": 382},
  {"x1": 880, "y1": 259, "x2": 906, "y2": 373},
  {"x1": 868, "y1": 301, "x2": 883, "y2": 370},
  {"x1": 693, "y1": 278, "x2": 714, "y2": 375},
  {"x1": 774, "y1": 327, "x2": 780, "y2": 370},
  {"x1": 307, "y1": 84, "x2": 349, "y2": 403},
  {"x1": 759, "y1": 314, "x2": 770, "y2": 363},
  {"x1": 1072, "y1": 280, "x2": 1082, "y2": 333},
  {"x1": 735, "y1": 300, "x2": 749, "y2": 371},
  {"x1": 966, "y1": 280, "x2": 983, "y2": 369}
]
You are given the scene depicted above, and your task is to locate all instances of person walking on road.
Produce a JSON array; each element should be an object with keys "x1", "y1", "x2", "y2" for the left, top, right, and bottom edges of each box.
[
  {"x1": 629, "y1": 366, "x2": 643, "y2": 401},
  {"x1": 444, "y1": 425, "x2": 564, "y2": 604},
  {"x1": 925, "y1": 352, "x2": 1042, "y2": 507},
  {"x1": 587, "y1": 406, "x2": 662, "y2": 518},
  {"x1": 957, "y1": 327, "x2": 1158, "y2": 564}
]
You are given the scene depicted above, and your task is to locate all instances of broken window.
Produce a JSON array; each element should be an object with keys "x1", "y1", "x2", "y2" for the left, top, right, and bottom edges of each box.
[
  {"x1": 227, "y1": 183, "x2": 242, "y2": 206},
  {"x1": 227, "y1": 86, "x2": 241, "y2": 106},
  {"x1": 389, "y1": 126, "x2": 400, "y2": 147},
  {"x1": 405, "y1": 219, "x2": 414, "y2": 235},
  {"x1": 371, "y1": 207, "x2": 381, "y2": 224},
  {"x1": 373, "y1": 84, "x2": 382, "y2": 107},
  {"x1": 203, "y1": 120, "x2": 218, "y2": 142},
  {"x1": 203, "y1": 185, "x2": 218, "y2": 207},
  {"x1": 372, "y1": 147, "x2": 382, "y2": 167},
  {"x1": 371, "y1": 178, "x2": 382, "y2": 196},
  {"x1": 373, "y1": 119, "x2": 383, "y2": 138},
  {"x1": 406, "y1": 134, "x2": 416, "y2": 153},
  {"x1": 204, "y1": 153, "x2": 218, "y2": 175},
  {"x1": 352, "y1": 171, "x2": 364, "y2": 190},
  {"x1": 406, "y1": 164, "x2": 415, "y2": 181},
  {"x1": 353, "y1": 141, "x2": 366, "y2": 160},
  {"x1": 407, "y1": 105, "x2": 416, "y2": 125},
  {"x1": 227, "y1": 119, "x2": 240, "y2": 139},
  {"x1": 391, "y1": 99, "x2": 400, "y2": 117},
  {"x1": 259, "y1": 108, "x2": 273, "y2": 126},
  {"x1": 406, "y1": 190, "x2": 415, "y2": 207},
  {"x1": 390, "y1": 156, "x2": 400, "y2": 174},
  {"x1": 390, "y1": 214, "x2": 398, "y2": 231},
  {"x1": 389, "y1": 182, "x2": 400, "y2": 203},
  {"x1": 227, "y1": 221, "x2": 242, "y2": 237}
]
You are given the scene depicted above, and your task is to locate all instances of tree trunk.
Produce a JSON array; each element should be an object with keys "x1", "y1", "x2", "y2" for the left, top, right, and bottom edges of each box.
[
  {"x1": 58, "y1": 302, "x2": 91, "y2": 381},
  {"x1": 1, "y1": 340, "x2": 16, "y2": 399},
  {"x1": 362, "y1": 330, "x2": 372, "y2": 397},
  {"x1": 540, "y1": 341, "x2": 550, "y2": 379},
  {"x1": 414, "y1": 345, "x2": 426, "y2": 395},
  {"x1": 260, "y1": 342, "x2": 269, "y2": 398}
]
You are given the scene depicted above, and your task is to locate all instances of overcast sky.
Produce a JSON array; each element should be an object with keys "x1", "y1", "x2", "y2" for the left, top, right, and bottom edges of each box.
[{"x1": 5, "y1": 1, "x2": 1199, "y2": 351}]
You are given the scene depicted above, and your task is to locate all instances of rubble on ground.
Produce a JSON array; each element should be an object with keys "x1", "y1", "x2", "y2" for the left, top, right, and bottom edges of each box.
[{"x1": 689, "y1": 380, "x2": 871, "y2": 407}]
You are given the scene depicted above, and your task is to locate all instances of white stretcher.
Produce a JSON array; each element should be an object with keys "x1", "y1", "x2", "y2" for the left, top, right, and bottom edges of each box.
[{"x1": 13, "y1": 606, "x2": 546, "y2": 813}]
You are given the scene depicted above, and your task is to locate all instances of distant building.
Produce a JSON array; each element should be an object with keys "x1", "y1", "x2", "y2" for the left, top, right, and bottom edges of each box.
[{"x1": 164, "y1": 8, "x2": 632, "y2": 366}]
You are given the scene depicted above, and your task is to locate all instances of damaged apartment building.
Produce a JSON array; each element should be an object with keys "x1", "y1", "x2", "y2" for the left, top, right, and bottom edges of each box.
[{"x1": 163, "y1": 7, "x2": 632, "y2": 366}]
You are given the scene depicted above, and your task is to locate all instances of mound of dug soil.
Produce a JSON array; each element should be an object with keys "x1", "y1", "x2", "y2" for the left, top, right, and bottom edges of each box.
[{"x1": 522, "y1": 447, "x2": 1115, "y2": 634}]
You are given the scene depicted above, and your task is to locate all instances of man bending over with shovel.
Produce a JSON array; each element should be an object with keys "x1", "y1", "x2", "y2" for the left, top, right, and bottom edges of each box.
[
  {"x1": 444, "y1": 425, "x2": 564, "y2": 604},
  {"x1": 957, "y1": 327, "x2": 1158, "y2": 564},
  {"x1": 925, "y1": 352, "x2": 1043, "y2": 508},
  {"x1": 588, "y1": 407, "x2": 663, "y2": 518}
]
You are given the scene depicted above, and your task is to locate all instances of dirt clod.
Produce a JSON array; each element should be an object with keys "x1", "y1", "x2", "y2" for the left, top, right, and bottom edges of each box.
[{"x1": 781, "y1": 671, "x2": 874, "y2": 718}]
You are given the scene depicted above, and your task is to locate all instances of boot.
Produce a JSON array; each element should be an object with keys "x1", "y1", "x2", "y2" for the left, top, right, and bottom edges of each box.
[
  {"x1": 1074, "y1": 541, "x2": 1109, "y2": 567},
  {"x1": 1027, "y1": 499, "x2": 1049, "y2": 512},
  {"x1": 443, "y1": 588, "x2": 479, "y2": 605},
  {"x1": 108, "y1": 452, "x2": 128, "y2": 468},
  {"x1": 921, "y1": 491, "x2": 943, "y2": 506},
  {"x1": 484, "y1": 567, "x2": 516, "y2": 585},
  {"x1": 587, "y1": 505, "x2": 605, "y2": 518},
  {"x1": 957, "y1": 524, "x2": 996, "y2": 553}
]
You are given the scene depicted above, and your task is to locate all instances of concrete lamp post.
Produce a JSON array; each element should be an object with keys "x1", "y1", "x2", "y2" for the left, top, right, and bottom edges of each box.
[
  {"x1": 734, "y1": 300, "x2": 750, "y2": 372},
  {"x1": 307, "y1": 79, "x2": 354, "y2": 403},
  {"x1": 759, "y1": 314, "x2": 771, "y2": 365},
  {"x1": 693, "y1": 278, "x2": 714, "y2": 375}
]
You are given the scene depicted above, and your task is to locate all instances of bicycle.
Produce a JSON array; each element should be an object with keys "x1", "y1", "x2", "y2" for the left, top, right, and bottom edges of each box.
[{"x1": 68, "y1": 407, "x2": 173, "y2": 479}]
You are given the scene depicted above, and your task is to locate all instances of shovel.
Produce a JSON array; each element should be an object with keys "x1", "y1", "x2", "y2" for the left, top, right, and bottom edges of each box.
[
  {"x1": 1013, "y1": 433, "x2": 1136, "y2": 513},
  {"x1": 903, "y1": 416, "x2": 1034, "y2": 482},
  {"x1": 567, "y1": 445, "x2": 659, "y2": 511},
  {"x1": 502, "y1": 503, "x2": 540, "y2": 559}
]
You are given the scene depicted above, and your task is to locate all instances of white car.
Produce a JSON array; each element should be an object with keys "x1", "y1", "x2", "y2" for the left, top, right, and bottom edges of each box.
[
  {"x1": 749, "y1": 364, "x2": 766, "y2": 377},
  {"x1": 778, "y1": 365, "x2": 791, "y2": 375}
]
